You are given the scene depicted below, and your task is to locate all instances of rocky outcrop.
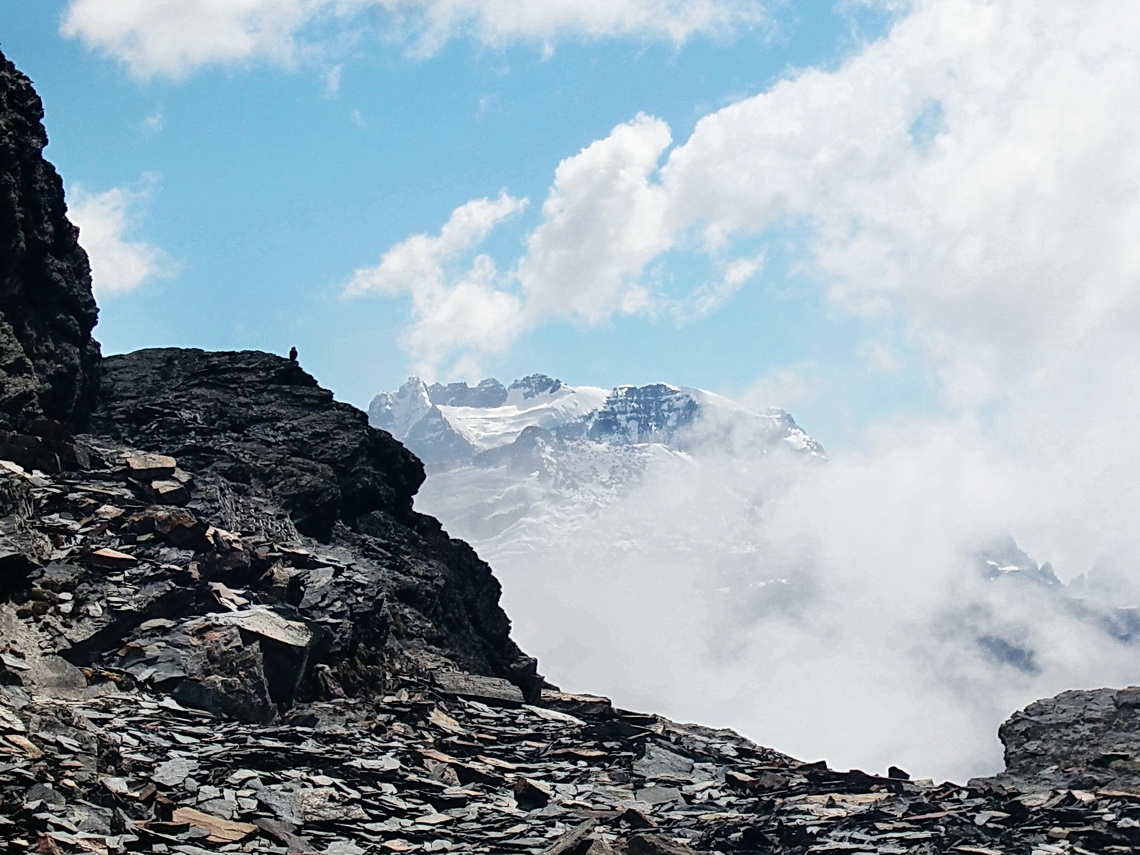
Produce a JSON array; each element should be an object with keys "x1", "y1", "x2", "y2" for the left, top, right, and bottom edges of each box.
[
  {"x1": 0, "y1": 426, "x2": 533, "y2": 717},
  {"x1": 985, "y1": 685, "x2": 1140, "y2": 792},
  {"x1": 93, "y1": 348, "x2": 423, "y2": 541},
  {"x1": 84, "y1": 347, "x2": 532, "y2": 689},
  {"x1": 0, "y1": 49, "x2": 100, "y2": 435}
]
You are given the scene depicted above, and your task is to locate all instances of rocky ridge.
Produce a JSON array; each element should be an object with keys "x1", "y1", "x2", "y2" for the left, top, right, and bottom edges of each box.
[{"x1": 3, "y1": 44, "x2": 1140, "y2": 855}]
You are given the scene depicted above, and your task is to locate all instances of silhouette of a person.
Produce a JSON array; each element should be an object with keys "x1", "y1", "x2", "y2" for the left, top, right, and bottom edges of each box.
[{"x1": 288, "y1": 346, "x2": 298, "y2": 363}]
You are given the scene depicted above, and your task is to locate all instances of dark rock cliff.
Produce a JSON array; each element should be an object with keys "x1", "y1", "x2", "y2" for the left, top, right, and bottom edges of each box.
[
  {"x1": 0, "y1": 49, "x2": 100, "y2": 434},
  {"x1": 0, "y1": 50, "x2": 531, "y2": 708},
  {"x1": 87, "y1": 347, "x2": 533, "y2": 692},
  {"x1": 92, "y1": 348, "x2": 424, "y2": 541}
]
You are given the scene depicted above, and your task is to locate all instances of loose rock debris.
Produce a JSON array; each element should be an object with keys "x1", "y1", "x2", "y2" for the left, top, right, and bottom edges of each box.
[{"x1": 4, "y1": 679, "x2": 1140, "y2": 854}]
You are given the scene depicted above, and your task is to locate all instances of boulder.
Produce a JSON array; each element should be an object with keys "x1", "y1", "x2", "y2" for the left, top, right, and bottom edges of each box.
[{"x1": 988, "y1": 685, "x2": 1140, "y2": 791}]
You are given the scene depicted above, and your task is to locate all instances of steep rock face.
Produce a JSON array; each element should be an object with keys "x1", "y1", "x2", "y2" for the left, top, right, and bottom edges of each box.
[
  {"x1": 987, "y1": 685, "x2": 1140, "y2": 791},
  {"x1": 428, "y1": 377, "x2": 508, "y2": 407},
  {"x1": 88, "y1": 348, "x2": 530, "y2": 688},
  {"x1": 579, "y1": 383, "x2": 701, "y2": 445},
  {"x1": 0, "y1": 49, "x2": 100, "y2": 433},
  {"x1": 509, "y1": 373, "x2": 564, "y2": 400}
]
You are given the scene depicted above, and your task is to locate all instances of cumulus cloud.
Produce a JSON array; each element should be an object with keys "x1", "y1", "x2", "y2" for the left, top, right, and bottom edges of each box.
[
  {"x1": 347, "y1": 117, "x2": 684, "y2": 374},
  {"x1": 361, "y1": 0, "x2": 1140, "y2": 407},
  {"x1": 343, "y1": 192, "x2": 527, "y2": 377},
  {"x1": 518, "y1": 114, "x2": 673, "y2": 323},
  {"x1": 68, "y1": 179, "x2": 176, "y2": 296},
  {"x1": 395, "y1": 0, "x2": 1134, "y2": 414},
  {"x1": 61, "y1": 0, "x2": 763, "y2": 78},
  {"x1": 61, "y1": 0, "x2": 325, "y2": 79}
]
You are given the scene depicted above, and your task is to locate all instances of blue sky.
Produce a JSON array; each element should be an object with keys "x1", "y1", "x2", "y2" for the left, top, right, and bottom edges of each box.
[
  {"x1": 0, "y1": 0, "x2": 910, "y2": 446},
  {"x1": 1, "y1": 1, "x2": 1137, "y2": 465}
]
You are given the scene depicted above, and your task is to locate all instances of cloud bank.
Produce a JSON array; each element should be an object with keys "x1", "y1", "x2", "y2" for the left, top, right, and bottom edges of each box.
[
  {"x1": 61, "y1": 0, "x2": 764, "y2": 78},
  {"x1": 68, "y1": 179, "x2": 176, "y2": 297},
  {"x1": 467, "y1": 407, "x2": 1140, "y2": 783}
]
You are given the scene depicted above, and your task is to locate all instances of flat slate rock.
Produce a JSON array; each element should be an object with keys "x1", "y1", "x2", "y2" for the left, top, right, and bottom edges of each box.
[{"x1": 433, "y1": 670, "x2": 525, "y2": 705}]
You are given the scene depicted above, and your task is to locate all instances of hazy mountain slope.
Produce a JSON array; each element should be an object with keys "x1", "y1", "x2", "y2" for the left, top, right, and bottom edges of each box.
[{"x1": 368, "y1": 373, "x2": 1140, "y2": 780}]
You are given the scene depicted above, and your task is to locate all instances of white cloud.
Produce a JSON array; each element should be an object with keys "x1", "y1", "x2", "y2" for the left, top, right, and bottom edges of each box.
[
  {"x1": 61, "y1": 0, "x2": 763, "y2": 78},
  {"x1": 343, "y1": 192, "x2": 527, "y2": 377},
  {"x1": 390, "y1": 0, "x2": 764, "y2": 56},
  {"x1": 407, "y1": 0, "x2": 1139, "y2": 417},
  {"x1": 61, "y1": 0, "x2": 325, "y2": 79},
  {"x1": 346, "y1": 116, "x2": 677, "y2": 373},
  {"x1": 68, "y1": 179, "x2": 176, "y2": 297},
  {"x1": 518, "y1": 114, "x2": 673, "y2": 323},
  {"x1": 655, "y1": 0, "x2": 1140, "y2": 407},
  {"x1": 323, "y1": 62, "x2": 343, "y2": 96},
  {"x1": 669, "y1": 251, "x2": 764, "y2": 322},
  {"x1": 469, "y1": 403, "x2": 1140, "y2": 782}
]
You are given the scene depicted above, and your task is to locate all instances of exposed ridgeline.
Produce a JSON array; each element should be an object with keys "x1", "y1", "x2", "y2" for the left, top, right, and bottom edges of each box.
[
  {"x1": 88, "y1": 347, "x2": 533, "y2": 689},
  {"x1": 4, "y1": 46, "x2": 1140, "y2": 855},
  {"x1": 2, "y1": 346, "x2": 539, "y2": 719},
  {"x1": 0, "y1": 49, "x2": 99, "y2": 437}
]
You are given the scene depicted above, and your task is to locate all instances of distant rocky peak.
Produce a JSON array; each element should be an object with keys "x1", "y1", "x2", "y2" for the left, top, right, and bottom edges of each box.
[
  {"x1": 976, "y1": 536, "x2": 1062, "y2": 588},
  {"x1": 428, "y1": 377, "x2": 508, "y2": 408},
  {"x1": 585, "y1": 383, "x2": 701, "y2": 445},
  {"x1": 508, "y1": 374, "x2": 564, "y2": 401},
  {"x1": 368, "y1": 376, "x2": 432, "y2": 439}
]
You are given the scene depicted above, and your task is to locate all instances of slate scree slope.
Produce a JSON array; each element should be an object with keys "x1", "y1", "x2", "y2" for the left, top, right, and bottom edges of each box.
[{"x1": 3, "y1": 48, "x2": 1140, "y2": 854}]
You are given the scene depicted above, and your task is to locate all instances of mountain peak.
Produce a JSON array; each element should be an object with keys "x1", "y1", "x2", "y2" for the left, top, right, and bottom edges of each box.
[
  {"x1": 508, "y1": 373, "x2": 564, "y2": 400},
  {"x1": 428, "y1": 377, "x2": 508, "y2": 408}
]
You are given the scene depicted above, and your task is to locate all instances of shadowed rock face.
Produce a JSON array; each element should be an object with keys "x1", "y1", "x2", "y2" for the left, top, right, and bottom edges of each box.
[
  {"x1": 89, "y1": 346, "x2": 531, "y2": 686},
  {"x1": 0, "y1": 49, "x2": 100, "y2": 433}
]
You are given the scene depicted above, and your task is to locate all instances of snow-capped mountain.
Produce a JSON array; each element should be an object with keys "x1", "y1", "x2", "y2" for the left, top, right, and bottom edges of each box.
[
  {"x1": 368, "y1": 373, "x2": 823, "y2": 558},
  {"x1": 370, "y1": 374, "x2": 822, "y2": 467}
]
